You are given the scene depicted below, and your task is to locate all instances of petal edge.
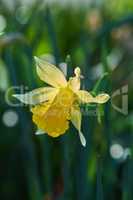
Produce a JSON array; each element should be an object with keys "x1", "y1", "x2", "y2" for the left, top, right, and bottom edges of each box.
[
  {"x1": 34, "y1": 57, "x2": 67, "y2": 88},
  {"x1": 13, "y1": 87, "x2": 58, "y2": 105}
]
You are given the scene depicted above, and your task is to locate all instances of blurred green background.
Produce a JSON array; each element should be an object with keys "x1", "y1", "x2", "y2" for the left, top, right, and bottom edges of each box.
[{"x1": 0, "y1": 0, "x2": 133, "y2": 200}]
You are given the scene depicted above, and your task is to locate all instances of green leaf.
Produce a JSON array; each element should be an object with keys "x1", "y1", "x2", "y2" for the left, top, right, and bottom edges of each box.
[
  {"x1": 92, "y1": 72, "x2": 108, "y2": 95},
  {"x1": 97, "y1": 104, "x2": 104, "y2": 124},
  {"x1": 0, "y1": 59, "x2": 10, "y2": 91}
]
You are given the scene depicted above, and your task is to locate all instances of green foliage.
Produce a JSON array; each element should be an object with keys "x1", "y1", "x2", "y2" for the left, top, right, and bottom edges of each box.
[{"x1": 0, "y1": 1, "x2": 133, "y2": 200}]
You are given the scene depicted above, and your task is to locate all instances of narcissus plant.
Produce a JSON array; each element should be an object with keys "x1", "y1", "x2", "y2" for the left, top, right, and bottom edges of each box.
[{"x1": 13, "y1": 57, "x2": 110, "y2": 146}]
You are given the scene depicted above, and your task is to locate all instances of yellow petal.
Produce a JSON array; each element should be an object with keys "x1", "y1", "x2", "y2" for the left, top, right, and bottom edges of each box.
[
  {"x1": 31, "y1": 87, "x2": 75, "y2": 137},
  {"x1": 34, "y1": 57, "x2": 67, "y2": 88},
  {"x1": 13, "y1": 87, "x2": 58, "y2": 105},
  {"x1": 92, "y1": 93, "x2": 110, "y2": 104},
  {"x1": 71, "y1": 105, "x2": 86, "y2": 147},
  {"x1": 76, "y1": 90, "x2": 110, "y2": 104},
  {"x1": 32, "y1": 102, "x2": 69, "y2": 137},
  {"x1": 74, "y1": 67, "x2": 81, "y2": 77},
  {"x1": 76, "y1": 90, "x2": 94, "y2": 103},
  {"x1": 68, "y1": 77, "x2": 80, "y2": 92},
  {"x1": 68, "y1": 67, "x2": 82, "y2": 92}
]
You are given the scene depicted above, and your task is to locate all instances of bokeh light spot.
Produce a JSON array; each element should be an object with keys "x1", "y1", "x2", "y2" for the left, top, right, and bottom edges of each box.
[
  {"x1": 110, "y1": 143, "x2": 124, "y2": 160},
  {"x1": 2, "y1": 110, "x2": 19, "y2": 127}
]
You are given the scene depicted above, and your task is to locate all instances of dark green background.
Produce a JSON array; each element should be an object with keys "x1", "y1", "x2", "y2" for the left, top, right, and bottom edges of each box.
[{"x1": 0, "y1": 0, "x2": 133, "y2": 200}]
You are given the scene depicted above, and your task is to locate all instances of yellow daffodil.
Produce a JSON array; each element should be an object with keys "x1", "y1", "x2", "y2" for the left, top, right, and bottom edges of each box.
[{"x1": 13, "y1": 57, "x2": 110, "y2": 146}]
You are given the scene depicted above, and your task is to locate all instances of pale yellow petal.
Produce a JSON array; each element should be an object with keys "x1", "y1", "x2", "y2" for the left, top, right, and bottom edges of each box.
[
  {"x1": 76, "y1": 90, "x2": 94, "y2": 103},
  {"x1": 68, "y1": 77, "x2": 80, "y2": 92},
  {"x1": 34, "y1": 57, "x2": 67, "y2": 88},
  {"x1": 74, "y1": 67, "x2": 81, "y2": 77},
  {"x1": 13, "y1": 87, "x2": 58, "y2": 105},
  {"x1": 92, "y1": 93, "x2": 110, "y2": 104},
  {"x1": 76, "y1": 90, "x2": 110, "y2": 104},
  {"x1": 35, "y1": 129, "x2": 45, "y2": 135},
  {"x1": 71, "y1": 106, "x2": 86, "y2": 147},
  {"x1": 68, "y1": 67, "x2": 82, "y2": 92}
]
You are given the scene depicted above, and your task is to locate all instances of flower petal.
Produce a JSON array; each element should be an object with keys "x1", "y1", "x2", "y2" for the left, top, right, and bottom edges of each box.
[
  {"x1": 13, "y1": 87, "x2": 58, "y2": 105},
  {"x1": 76, "y1": 90, "x2": 94, "y2": 103},
  {"x1": 68, "y1": 77, "x2": 80, "y2": 92},
  {"x1": 70, "y1": 105, "x2": 86, "y2": 147},
  {"x1": 76, "y1": 90, "x2": 110, "y2": 104},
  {"x1": 35, "y1": 129, "x2": 45, "y2": 135},
  {"x1": 32, "y1": 102, "x2": 69, "y2": 137},
  {"x1": 34, "y1": 57, "x2": 67, "y2": 88},
  {"x1": 31, "y1": 87, "x2": 75, "y2": 137},
  {"x1": 78, "y1": 131, "x2": 86, "y2": 147},
  {"x1": 92, "y1": 93, "x2": 110, "y2": 104},
  {"x1": 68, "y1": 67, "x2": 82, "y2": 92}
]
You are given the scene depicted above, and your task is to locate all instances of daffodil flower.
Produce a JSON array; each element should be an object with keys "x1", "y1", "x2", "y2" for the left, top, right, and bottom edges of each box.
[{"x1": 13, "y1": 57, "x2": 110, "y2": 147}]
